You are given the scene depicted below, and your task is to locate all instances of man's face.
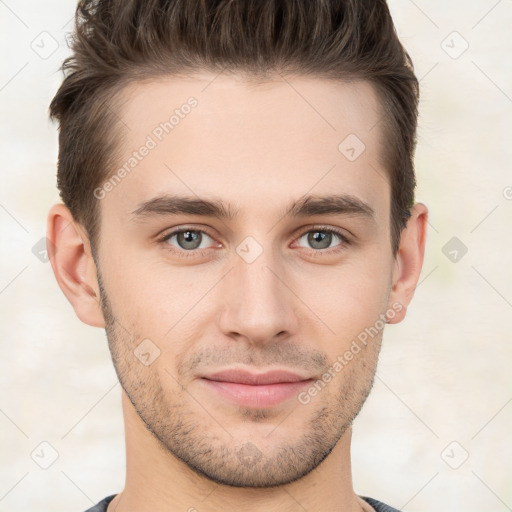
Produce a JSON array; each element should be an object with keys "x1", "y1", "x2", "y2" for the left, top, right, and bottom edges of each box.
[{"x1": 94, "y1": 74, "x2": 397, "y2": 487}]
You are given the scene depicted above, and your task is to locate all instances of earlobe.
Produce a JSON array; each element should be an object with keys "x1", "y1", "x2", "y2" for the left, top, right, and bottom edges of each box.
[
  {"x1": 46, "y1": 204, "x2": 106, "y2": 328},
  {"x1": 387, "y1": 203, "x2": 429, "y2": 324}
]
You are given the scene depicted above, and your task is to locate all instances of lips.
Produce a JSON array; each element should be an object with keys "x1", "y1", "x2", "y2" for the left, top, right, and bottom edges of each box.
[
  {"x1": 203, "y1": 369, "x2": 310, "y2": 385},
  {"x1": 200, "y1": 368, "x2": 314, "y2": 408}
]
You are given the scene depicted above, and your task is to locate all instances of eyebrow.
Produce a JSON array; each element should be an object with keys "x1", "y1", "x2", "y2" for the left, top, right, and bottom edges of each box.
[{"x1": 130, "y1": 193, "x2": 375, "y2": 222}]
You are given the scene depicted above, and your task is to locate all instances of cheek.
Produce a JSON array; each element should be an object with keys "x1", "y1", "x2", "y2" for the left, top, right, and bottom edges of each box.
[
  {"x1": 291, "y1": 256, "x2": 392, "y2": 341},
  {"x1": 101, "y1": 235, "x2": 392, "y2": 343},
  {"x1": 104, "y1": 256, "x2": 217, "y2": 342}
]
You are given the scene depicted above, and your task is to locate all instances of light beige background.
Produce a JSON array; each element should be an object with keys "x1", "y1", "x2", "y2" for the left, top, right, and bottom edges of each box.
[{"x1": 1, "y1": 1, "x2": 511, "y2": 511}]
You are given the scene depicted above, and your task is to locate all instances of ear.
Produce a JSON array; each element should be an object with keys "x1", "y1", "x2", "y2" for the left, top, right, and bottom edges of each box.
[
  {"x1": 46, "y1": 204, "x2": 105, "y2": 328},
  {"x1": 387, "y1": 203, "x2": 428, "y2": 324}
]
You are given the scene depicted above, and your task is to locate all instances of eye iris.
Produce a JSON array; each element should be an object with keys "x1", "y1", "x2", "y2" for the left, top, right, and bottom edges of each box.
[
  {"x1": 177, "y1": 230, "x2": 201, "y2": 250},
  {"x1": 172, "y1": 230, "x2": 337, "y2": 252},
  {"x1": 308, "y1": 231, "x2": 332, "y2": 249}
]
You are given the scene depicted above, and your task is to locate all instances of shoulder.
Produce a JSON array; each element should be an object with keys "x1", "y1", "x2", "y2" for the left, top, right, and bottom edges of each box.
[
  {"x1": 83, "y1": 494, "x2": 398, "y2": 512},
  {"x1": 82, "y1": 494, "x2": 117, "y2": 512},
  {"x1": 360, "y1": 495, "x2": 403, "y2": 512}
]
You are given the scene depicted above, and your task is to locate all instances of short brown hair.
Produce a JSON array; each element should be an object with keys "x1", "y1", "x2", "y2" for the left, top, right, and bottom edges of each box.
[{"x1": 49, "y1": 0, "x2": 419, "y2": 254}]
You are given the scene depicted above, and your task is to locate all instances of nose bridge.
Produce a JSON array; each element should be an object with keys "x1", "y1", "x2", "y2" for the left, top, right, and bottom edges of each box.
[{"x1": 218, "y1": 242, "x2": 297, "y2": 344}]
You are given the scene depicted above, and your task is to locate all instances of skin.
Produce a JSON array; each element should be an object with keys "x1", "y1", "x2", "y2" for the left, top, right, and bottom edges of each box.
[{"x1": 47, "y1": 73, "x2": 428, "y2": 512}]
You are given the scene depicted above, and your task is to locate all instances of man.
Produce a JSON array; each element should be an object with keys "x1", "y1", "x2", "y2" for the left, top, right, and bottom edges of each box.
[{"x1": 47, "y1": 0, "x2": 427, "y2": 510}]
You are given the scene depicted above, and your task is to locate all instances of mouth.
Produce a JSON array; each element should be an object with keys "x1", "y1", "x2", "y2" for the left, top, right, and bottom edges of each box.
[{"x1": 200, "y1": 369, "x2": 314, "y2": 408}]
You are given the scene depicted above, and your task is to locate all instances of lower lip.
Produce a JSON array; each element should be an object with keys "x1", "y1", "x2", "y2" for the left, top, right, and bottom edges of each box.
[{"x1": 200, "y1": 378, "x2": 313, "y2": 408}]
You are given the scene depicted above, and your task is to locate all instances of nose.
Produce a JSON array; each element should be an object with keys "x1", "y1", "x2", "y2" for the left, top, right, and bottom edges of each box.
[{"x1": 217, "y1": 249, "x2": 299, "y2": 347}]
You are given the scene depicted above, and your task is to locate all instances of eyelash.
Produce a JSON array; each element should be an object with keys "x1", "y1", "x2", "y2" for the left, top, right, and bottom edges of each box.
[{"x1": 158, "y1": 225, "x2": 351, "y2": 259}]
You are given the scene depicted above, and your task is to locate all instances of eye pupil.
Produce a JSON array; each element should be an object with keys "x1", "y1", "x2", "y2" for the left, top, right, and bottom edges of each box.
[
  {"x1": 178, "y1": 230, "x2": 201, "y2": 249},
  {"x1": 167, "y1": 228, "x2": 343, "y2": 256},
  {"x1": 308, "y1": 231, "x2": 332, "y2": 250}
]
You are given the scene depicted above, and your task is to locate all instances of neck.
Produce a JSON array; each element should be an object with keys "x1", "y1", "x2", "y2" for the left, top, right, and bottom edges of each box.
[{"x1": 109, "y1": 390, "x2": 369, "y2": 512}]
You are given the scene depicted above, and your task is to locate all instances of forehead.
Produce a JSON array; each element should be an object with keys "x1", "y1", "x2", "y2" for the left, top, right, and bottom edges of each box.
[{"x1": 105, "y1": 73, "x2": 389, "y2": 223}]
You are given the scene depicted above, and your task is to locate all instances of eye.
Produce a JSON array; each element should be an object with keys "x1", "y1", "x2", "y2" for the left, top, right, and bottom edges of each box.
[
  {"x1": 295, "y1": 227, "x2": 349, "y2": 252},
  {"x1": 158, "y1": 225, "x2": 350, "y2": 260},
  {"x1": 161, "y1": 228, "x2": 218, "y2": 254}
]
